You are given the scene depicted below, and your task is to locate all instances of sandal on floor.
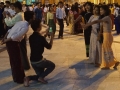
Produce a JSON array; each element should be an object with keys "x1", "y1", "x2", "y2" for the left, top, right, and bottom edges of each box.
[
  {"x1": 101, "y1": 67, "x2": 110, "y2": 70},
  {"x1": 24, "y1": 77, "x2": 29, "y2": 87},
  {"x1": 113, "y1": 62, "x2": 119, "y2": 69}
]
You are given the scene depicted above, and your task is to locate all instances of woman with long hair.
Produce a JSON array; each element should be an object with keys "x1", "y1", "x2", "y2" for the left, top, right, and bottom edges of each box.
[
  {"x1": 83, "y1": 2, "x2": 93, "y2": 57},
  {"x1": 83, "y1": 5, "x2": 119, "y2": 69},
  {"x1": 74, "y1": 3, "x2": 84, "y2": 34},
  {"x1": 88, "y1": 5, "x2": 102, "y2": 67},
  {"x1": 68, "y1": 5, "x2": 75, "y2": 34},
  {"x1": 47, "y1": 5, "x2": 56, "y2": 36}
]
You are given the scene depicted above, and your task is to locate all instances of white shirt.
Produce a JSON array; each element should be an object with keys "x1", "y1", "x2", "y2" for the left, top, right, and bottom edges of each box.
[
  {"x1": 4, "y1": 7, "x2": 15, "y2": 17},
  {"x1": 114, "y1": 7, "x2": 119, "y2": 17},
  {"x1": 56, "y1": 7, "x2": 66, "y2": 19},
  {"x1": 8, "y1": 9, "x2": 16, "y2": 16},
  {"x1": 44, "y1": 7, "x2": 48, "y2": 12},
  {"x1": 4, "y1": 7, "x2": 10, "y2": 12},
  {"x1": 7, "y1": 21, "x2": 29, "y2": 41},
  {"x1": 34, "y1": 6, "x2": 37, "y2": 12},
  {"x1": 29, "y1": 6, "x2": 33, "y2": 11}
]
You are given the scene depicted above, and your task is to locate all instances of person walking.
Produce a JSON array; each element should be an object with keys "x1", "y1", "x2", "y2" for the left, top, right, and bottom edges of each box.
[{"x1": 56, "y1": 1, "x2": 66, "y2": 39}]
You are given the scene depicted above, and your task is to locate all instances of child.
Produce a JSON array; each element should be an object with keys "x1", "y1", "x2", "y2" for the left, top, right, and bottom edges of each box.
[{"x1": 24, "y1": 19, "x2": 55, "y2": 87}]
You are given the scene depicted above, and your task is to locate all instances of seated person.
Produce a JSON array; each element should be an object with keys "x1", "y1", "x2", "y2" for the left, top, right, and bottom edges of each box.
[{"x1": 24, "y1": 19, "x2": 55, "y2": 87}]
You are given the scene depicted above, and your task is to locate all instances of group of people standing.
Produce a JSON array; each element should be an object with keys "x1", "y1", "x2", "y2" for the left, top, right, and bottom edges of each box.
[{"x1": 73, "y1": 2, "x2": 120, "y2": 69}]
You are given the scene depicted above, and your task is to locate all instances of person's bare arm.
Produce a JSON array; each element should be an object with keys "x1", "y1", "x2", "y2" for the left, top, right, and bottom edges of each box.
[
  {"x1": 74, "y1": 15, "x2": 82, "y2": 24},
  {"x1": 83, "y1": 19, "x2": 105, "y2": 29}
]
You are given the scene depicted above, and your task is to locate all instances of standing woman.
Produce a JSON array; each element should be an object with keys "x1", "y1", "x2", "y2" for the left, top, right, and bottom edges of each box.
[
  {"x1": 88, "y1": 5, "x2": 102, "y2": 67},
  {"x1": 68, "y1": 5, "x2": 74, "y2": 34},
  {"x1": 83, "y1": 5, "x2": 119, "y2": 69},
  {"x1": 83, "y1": 2, "x2": 93, "y2": 57},
  {"x1": 74, "y1": 4, "x2": 83, "y2": 34},
  {"x1": 47, "y1": 6, "x2": 56, "y2": 35}
]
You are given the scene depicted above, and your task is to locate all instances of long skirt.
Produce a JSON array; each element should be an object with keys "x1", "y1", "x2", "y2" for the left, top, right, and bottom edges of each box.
[
  {"x1": 101, "y1": 33, "x2": 118, "y2": 68},
  {"x1": 48, "y1": 19, "x2": 56, "y2": 34},
  {"x1": 69, "y1": 24, "x2": 74, "y2": 34},
  {"x1": 19, "y1": 35, "x2": 30, "y2": 70},
  {"x1": 89, "y1": 31, "x2": 102, "y2": 64},
  {"x1": 6, "y1": 41, "x2": 25, "y2": 83}
]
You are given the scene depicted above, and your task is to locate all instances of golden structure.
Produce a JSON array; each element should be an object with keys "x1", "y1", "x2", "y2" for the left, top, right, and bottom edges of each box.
[
  {"x1": 43, "y1": 0, "x2": 120, "y2": 4},
  {"x1": 1, "y1": 0, "x2": 120, "y2": 4}
]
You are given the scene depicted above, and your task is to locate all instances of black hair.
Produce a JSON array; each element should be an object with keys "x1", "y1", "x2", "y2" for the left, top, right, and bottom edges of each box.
[
  {"x1": 71, "y1": 5, "x2": 75, "y2": 12},
  {"x1": 74, "y1": 2, "x2": 79, "y2": 12},
  {"x1": 93, "y1": 5, "x2": 100, "y2": 15},
  {"x1": 14, "y1": 1, "x2": 22, "y2": 10},
  {"x1": 5, "y1": 1, "x2": 10, "y2": 5},
  {"x1": 36, "y1": 2, "x2": 39, "y2": 5},
  {"x1": 10, "y1": 3, "x2": 14, "y2": 6},
  {"x1": 49, "y1": 5, "x2": 52, "y2": 11},
  {"x1": 31, "y1": 19, "x2": 41, "y2": 31},
  {"x1": 84, "y1": 2, "x2": 93, "y2": 13},
  {"x1": 58, "y1": 1, "x2": 63, "y2": 5},
  {"x1": 24, "y1": 11, "x2": 34, "y2": 22},
  {"x1": 100, "y1": 5, "x2": 111, "y2": 16},
  {"x1": 1, "y1": 2, "x2": 4, "y2": 5}
]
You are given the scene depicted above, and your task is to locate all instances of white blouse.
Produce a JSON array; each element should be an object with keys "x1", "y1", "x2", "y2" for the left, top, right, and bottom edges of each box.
[{"x1": 7, "y1": 21, "x2": 29, "y2": 41}]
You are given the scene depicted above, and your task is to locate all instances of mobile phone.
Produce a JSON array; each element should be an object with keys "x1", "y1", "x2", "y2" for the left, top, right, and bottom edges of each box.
[{"x1": 49, "y1": 27, "x2": 52, "y2": 32}]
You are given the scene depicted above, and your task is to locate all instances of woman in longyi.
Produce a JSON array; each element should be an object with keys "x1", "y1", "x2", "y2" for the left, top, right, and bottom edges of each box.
[{"x1": 83, "y1": 5, "x2": 119, "y2": 69}]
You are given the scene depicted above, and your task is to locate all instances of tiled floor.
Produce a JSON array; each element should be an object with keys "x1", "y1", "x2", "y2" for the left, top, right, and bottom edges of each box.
[{"x1": 0, "y1": 24, "x2": 120, "y2": 90}]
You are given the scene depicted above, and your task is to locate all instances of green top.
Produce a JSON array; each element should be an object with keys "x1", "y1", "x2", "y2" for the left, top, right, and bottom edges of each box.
[
  {"x1": 5, "y1": 12, "x2": 23, "y2": 27},
  {"x1": 47, "y1": 12, "x2": 54, "y2": 25}
]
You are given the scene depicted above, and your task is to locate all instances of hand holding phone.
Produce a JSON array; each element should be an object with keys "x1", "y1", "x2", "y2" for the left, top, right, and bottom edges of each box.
[{"x1": 49, "y1": 27, "x2": 53, "y2": 33}]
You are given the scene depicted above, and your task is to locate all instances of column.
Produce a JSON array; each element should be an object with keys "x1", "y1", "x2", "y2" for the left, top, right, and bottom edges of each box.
[
  {"x1": 49, "y1": 0, "x2": 52, "y2": 4},
  {"x1": 41, "y1": 0, "x2": 45, "y2": 4}
]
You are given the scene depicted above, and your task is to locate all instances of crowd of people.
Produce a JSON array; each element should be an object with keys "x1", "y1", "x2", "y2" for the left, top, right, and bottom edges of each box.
[{"x1": 0, "y1": 0, "x2": 120, "y2": 87}]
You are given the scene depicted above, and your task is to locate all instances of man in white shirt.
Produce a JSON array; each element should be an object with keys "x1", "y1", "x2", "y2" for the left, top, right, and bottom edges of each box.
[
  {"x1": 3, "y1": 1, "x2": 11, "y2": 18},
  {"x1": 56, "y1": 1, "x2": 66, "y2": 39},
  {"x1": 3, "y1": 1, "x2": 15, "y2": 17},
  {"x1": 8, "y1": 3, "x2": 16, "y2": 16},
  {"x1": 114, "y1": 5, "x2": 119, "y2": 17},
  {"x1": 1, "y1": 11, "x2": 35, "y2": 84},
  {"x1": 4, "y1": 1, "x2": 31, "y2": 71},
  {"x1": 43, "y1": 5, "x2": 48, "y2": 24},
  {"x1": 4, "y1": 1, "x2": 11, "y2": 13}
]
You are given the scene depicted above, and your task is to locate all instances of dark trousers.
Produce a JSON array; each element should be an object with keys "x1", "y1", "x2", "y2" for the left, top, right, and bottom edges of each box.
[
  {"x1": 19, "y1": 35, "x2": 30, "y2": 70},
  {"x1": 0, "y1": 19, "x2": 5, "y2": 37},
  {"x1": 6, "y1": 41, "x2": 25, "y2": 83},
  {"x1": 58, "y1": 19, "x2": 64, "y2": 37},
  {"x1": 28, "y1": 59, "x2": 55, "y2": 81},
  {"x1": 84, "y1": 28, "x2": 92, "y2": 57}
]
